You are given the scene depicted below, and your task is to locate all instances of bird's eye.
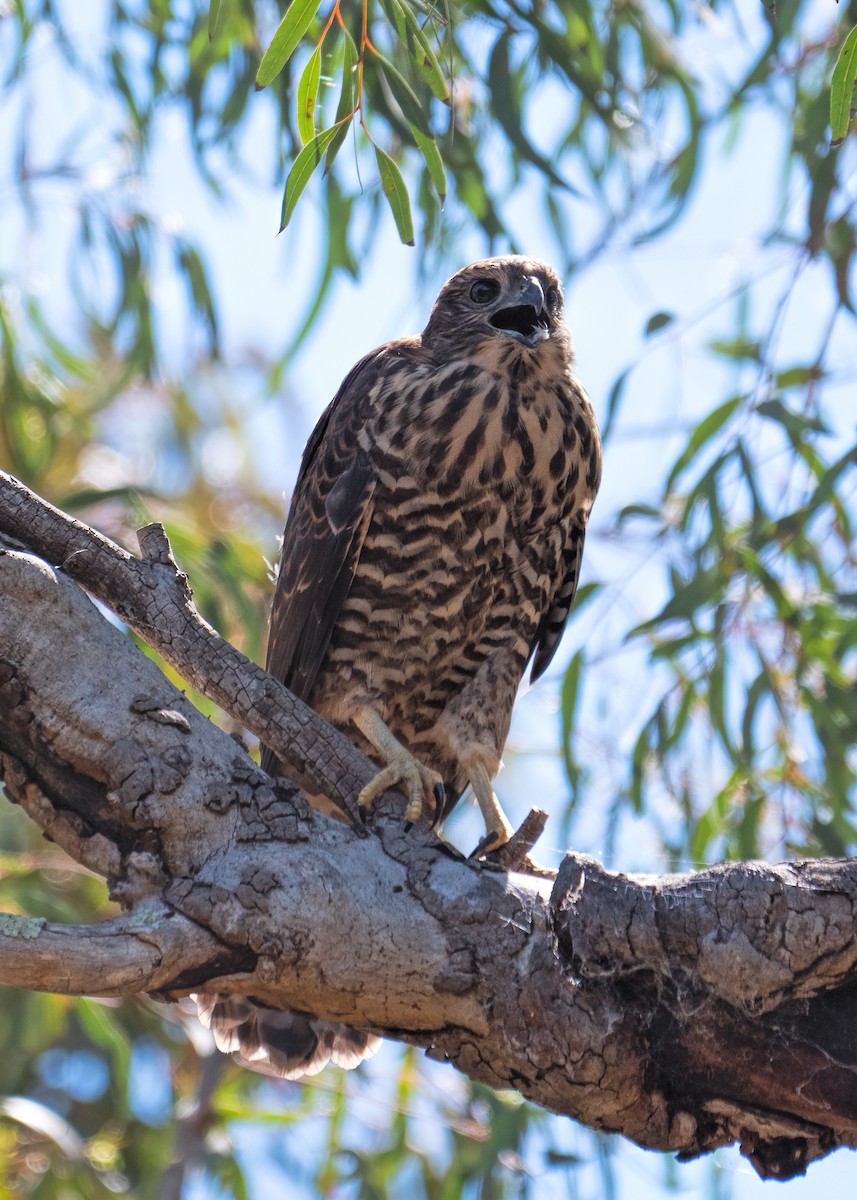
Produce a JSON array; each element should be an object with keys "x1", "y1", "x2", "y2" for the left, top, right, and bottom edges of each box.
[
  {"x1": 547, "y1": 285, "x2": 559, "y2": 309},
  {"x1": 470, "y1": 279, "x2": 500, "y2": 305}
]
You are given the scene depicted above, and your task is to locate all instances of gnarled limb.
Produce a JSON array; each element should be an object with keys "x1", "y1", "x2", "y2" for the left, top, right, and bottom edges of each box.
[
  {"x1": 0, "y1": 470, "x2": 373, "y2": 819},
  {"x1": 1, "y1": 476, "x2": 857, "y2": 1182}
]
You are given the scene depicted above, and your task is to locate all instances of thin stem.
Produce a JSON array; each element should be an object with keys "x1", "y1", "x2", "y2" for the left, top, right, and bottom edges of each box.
[{"x1": 318, "y1": 0, "x2": 341, "y2": 46}]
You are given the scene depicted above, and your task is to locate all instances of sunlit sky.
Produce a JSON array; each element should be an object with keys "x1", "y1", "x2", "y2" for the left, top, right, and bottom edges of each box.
[{"x1": 2, "y1": 1, "x2": 856, "y2": 1195}]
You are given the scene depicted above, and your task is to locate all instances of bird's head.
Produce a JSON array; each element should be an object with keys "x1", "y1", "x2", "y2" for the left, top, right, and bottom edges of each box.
[{"x1": 422, "y1": 256, "x2": 569, "y2": 356}]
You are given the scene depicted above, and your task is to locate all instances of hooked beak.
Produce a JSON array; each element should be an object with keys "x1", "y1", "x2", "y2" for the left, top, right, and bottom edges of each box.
[{"x1": 490, "y1": 277, "x2": 550, "y2": 347}]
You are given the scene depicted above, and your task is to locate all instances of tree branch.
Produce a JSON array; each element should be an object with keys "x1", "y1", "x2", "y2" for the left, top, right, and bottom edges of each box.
[
  {"x1": 0, "y1": 904, "x2": 238, "y2": 996},
  {"x1": 2, "y1": 475, "x2": 857, "y2": 1181},
  {"x1": 0, "y1": 470, "x2": 374, "y2": 818}
]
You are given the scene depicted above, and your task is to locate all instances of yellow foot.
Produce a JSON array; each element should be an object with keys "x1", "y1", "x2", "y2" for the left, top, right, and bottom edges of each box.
[
  {"x1": 357, "y1": 759, "x2": 444, "y2": 823},
  {"x1": 353, "y1": 706, "x2": 444, "y2": 823},
  {"x1": 467, "y1": 760, "x2": 514, "y2": 852}
]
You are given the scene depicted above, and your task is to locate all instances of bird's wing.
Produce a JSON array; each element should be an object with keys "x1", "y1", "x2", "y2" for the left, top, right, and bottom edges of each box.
[
  {"x1": 262, "y1": 350, "x2": 389, "y2": 772},
  {"x1": 529, "y1": 522, "x2": 587, "y2": 682}
]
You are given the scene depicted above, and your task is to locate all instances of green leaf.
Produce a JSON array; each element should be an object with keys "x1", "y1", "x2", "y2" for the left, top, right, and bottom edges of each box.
[
  {"x1": 280, "y1": 122, "x2": 348, "y2": 231},
  {"x1": 256, "y1": 0, "x2": 324, "y2": 89},
  {"x1": 208, "y1": 0, "x2": 226, "y2": 40},
  {"x1": 830, "y1": 25, "x2": 857, "y2": 146},
  {"x1": 690, "y1": 772, "x2": 738, "y2": 864},
  {"x1": 560, "y1": 649, "x2": 584, "y2": 789},
  {"x1": 671, "y1": 686, "x2": 696, "y2": 752},
  {"x1": 665, "y1": 395, "x2": 743, "y2": 494},
  {"x1": 804, "y1": 444, "x2": 857, "y2": 520},
  {"x1": 324, "y1": 29, "x2": 358, "y2": 172},
  {"x1": 487, "y1": 30, "x2": 571, "y2": 192},
  {"x1": 733, "y1": 545, "x2": 794, "y2": 620},
  {"x1": 628, "y1": 565, "x2": 723, "y2": 637},
  {"x1": 708, "y1": 335, "x2": 762, "y2": 362},
  {"x1": 297, "y1": 45, "x2": 321, "y2": 143},
  {"x1": 734, "y1": 440, "x2": 768, "y2": 535},
  {"x1": 59, "y1": 484, "x2": 160, "y2": 510},
  {"x1": 755, "y1": 398, "x2": 829, "y2": 441},
  {"x1": 374, "y1": 145, "x2": 415, "y2": 244},
  {"x1": 774, "y1": 364, "x2": 823, "y2": 389},
  {"x1": 742, "y1": 669, "x2": 770, "y2": 761},
  {"x1": 629, "y1": 720, "x2": 652, "y2": 812},
  {"x1": 568, "y1": 580, "x2": 601, "y2": 614},
  {"x1": 643, "y1": 311, "x2": 675, "y2": 337},
  {"x1": 807, "y1": 148, "x2": 837, "y2": 253},
  {"x1": 678, "y1": 455, "x2": 728, "y2": 544},
  {"x1": 826, "y1": 214, "x2": 857, "y2": 312},
  {"x1": 412, "y1": 127, "x2": 446, "y2": 199},
  {"x1": 373, "y1": 51, "x2": 432, "y2": 137},
  {"x1": 616, "y1": 502, "x2": 662, "y2": 525},
  {"x1": 24, "y1": 297, "x2": 99, "y2": 381},
  {"x1": 708, "y1": 648, "x2": 736, "y2": 760},
  {"x1": 602, "y1": 367, "x2": 629, "y2": 441},
  {"x1": 176, "y1": 241, "x2": 219, "y2": 352},
  {"x1": 383, "y1": 0, "x2": 449, "y2": 102},
  {"x1": 734, "y1": 790, "x2": 766, "y2": 860},
  {"x1": 74, "y1": 998, "x2": 131, "y2": 1088},
  {"x1": 212, "y1": 1157, "x2": 250, "y2": 1200},
  {"x1": 650, "y1": 633, "x2": 698, "y2": 659}
]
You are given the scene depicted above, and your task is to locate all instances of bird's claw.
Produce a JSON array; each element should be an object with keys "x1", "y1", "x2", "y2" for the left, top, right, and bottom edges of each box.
[
  {"x1": 462, "y1": 760, "x2": 514, "y2": 856},
  {"x1": 357, "y1": 758, "x2": 444, "y2": 824},
  {"x1": 468, "y1": 826, "x2": 510, "y2": 859}
]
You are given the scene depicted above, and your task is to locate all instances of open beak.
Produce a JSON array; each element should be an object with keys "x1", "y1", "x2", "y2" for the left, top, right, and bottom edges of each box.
[{"x1": 489, "y1": 278, "x2": 550, "y2": 347}]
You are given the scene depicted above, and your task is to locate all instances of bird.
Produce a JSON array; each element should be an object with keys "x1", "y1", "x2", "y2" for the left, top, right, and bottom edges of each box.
[{"x1": 199, "y1": 255, "x2": 602, "y2": 1078}]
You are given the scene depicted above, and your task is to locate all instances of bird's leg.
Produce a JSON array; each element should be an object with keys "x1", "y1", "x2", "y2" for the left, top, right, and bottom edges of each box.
[
  {"x1": 433, "y1": 646, "x2": 521, "y2": 853},
  {"x1": 465, "y1": 759, "x2": 515, "y2": 854},
  {"x1": 352, "y1": 705, "x2": 444, "y2": 823}
]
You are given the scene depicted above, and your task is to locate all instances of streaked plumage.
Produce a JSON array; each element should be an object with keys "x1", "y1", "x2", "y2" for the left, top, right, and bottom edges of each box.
[{"x1": 200, "y1": 255, "x2": 601, "y2": 1077}]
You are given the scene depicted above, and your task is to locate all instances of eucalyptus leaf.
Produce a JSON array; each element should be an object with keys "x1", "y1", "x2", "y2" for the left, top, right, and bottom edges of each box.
[
  {"x1": 560, "y1": 649, "x2": 584, "y2": 791},
  {"x1": 374, "y1": 144, "x2": 415, "y2": 244},
  {"x1": 208, "y1": 0, "x2": 226, "y2": 41},
  {"x1": 602, "y1": 367, "x2": 629, "y2": 441},
  {"x1": 665, "y1": 396, "x2": 743, "y2": 495},
  {"x1": 297, "y1": 46, "x2": 322, "y2": 143},
  {"x1": 385, "y1": 0, "x2": 449, "y2": 102},
  {"x1": 643, "y1": 311, "x2": 675, "y2": 337},
  {"x1": 324, "y1": 29, "x2": 358, "y2": 172},
  {"x1": 830, "y1": 25, "x2": 857, "y2": 146},
  {"x1": 256, "y1": 0, "x2": 324, "y2": 89},
  {"x1": 411, "y1": 127, "x2": 446, "y2": 198},
  {"x1": 280, "y1": 122, "x2": 349, "y2": 231},
  {"x1": 373, "y1": 50, "x2": 433, "y2": 137}
]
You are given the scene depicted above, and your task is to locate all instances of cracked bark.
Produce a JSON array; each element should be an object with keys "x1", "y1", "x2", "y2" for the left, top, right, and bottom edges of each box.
[{"x1": 1, "y1": 470, "x2": 856, "y2": 1182}]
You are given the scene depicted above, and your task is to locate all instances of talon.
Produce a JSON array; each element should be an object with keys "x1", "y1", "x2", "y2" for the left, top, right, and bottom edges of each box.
[
  {"x1": 353, "y1": 705, "x2": 443, "y2": 825},
  {"x1": 433, "y1": 781, "x2": 446, "y2": 816},
  {"x1": 469, "y1": 829, "x2": 504, "y2": 859}
]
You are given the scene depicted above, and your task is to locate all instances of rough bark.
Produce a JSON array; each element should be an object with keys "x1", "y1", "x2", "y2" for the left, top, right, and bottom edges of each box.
[{"x1": 1, "y1": 470, "x2": 856, "y2": 1182}]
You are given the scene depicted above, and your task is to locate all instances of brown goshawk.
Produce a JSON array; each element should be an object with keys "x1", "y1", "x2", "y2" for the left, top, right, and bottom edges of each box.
[{"x1": 199, "y1": 256, "x2": 601, "y2": 1077}]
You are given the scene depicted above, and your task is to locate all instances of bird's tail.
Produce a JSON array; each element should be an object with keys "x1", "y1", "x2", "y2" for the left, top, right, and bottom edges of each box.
[{"x1": 194, "y1": 994, "x2": 381, "y2": 1078}]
